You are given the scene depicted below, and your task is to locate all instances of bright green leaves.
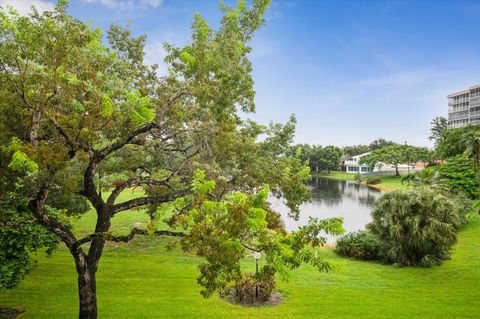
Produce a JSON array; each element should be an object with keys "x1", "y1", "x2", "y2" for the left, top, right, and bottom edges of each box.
[
  {"x1": 179, "y1": 50, "x2": 196, "y2": 69},
  {"x1": 125, "y1": 90, "x2": 153, "y2": 126},
  {"x1": 0, "y1": 195, "x2": 59, "y2": 290},
  {"x1": 191, "y1": 13, "x2": 211, "y2": 45},
  {"x1": 1, "y1": 139, "x2": 38, "y2": 174},
  {"x1": 100, "y1": 95, "x2": 114, "y2": 117},
  {"x1": 252, "y1": 186, "x2": 269, "y2": 207},
  {"x1": 8, "y1": 151, "x2": 38, "y2": 173},
  {"x1": 192, "y1": 170, "x2": 216, "y2": 195},
  {"x1": 246, "y1": 207, "x2": 267, "y2": 231}
]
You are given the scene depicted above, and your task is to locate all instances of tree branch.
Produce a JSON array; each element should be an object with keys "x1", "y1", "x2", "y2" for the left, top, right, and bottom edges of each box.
[
  {"x1": 75, "y1": 228, "x2": 185, "y2": 247},
  {"x1": 111, "y1": 190, "x2": 191, "y2": 214},
  {"x1": 28, "y1": 183, "x2": 79, "y2": 252}
]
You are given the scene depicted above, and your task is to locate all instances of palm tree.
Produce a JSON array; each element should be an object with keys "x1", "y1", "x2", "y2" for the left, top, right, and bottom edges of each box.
[{"x1": 368, "y1": 187, "x2": 460, "y2": 267}]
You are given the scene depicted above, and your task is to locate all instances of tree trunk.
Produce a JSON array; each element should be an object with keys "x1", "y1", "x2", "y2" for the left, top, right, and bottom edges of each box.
[
  {"x1": 73, "y1": 251, "x2": 98, "y2": 319},
  {"x1": 30, "y1": 108, "x2": 41, "y2": 147},
  {"x1": 78, "y1": 269, "x2": 97, "y2": 319},
  {"x1": 395, "y1": 164, "x2": 400, "y2": 177}
]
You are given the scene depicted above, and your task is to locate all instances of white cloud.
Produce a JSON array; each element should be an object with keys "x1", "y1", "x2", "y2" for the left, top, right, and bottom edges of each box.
[
  {"x1": 81, "y1": 0, "x2": 163, "y2": 11},
  {"x1": 144, "y1": 39, "x2": 168, "y2": 76},
  {"x1": 0, "y1": 0, "x2": 55, "y2": 15}
]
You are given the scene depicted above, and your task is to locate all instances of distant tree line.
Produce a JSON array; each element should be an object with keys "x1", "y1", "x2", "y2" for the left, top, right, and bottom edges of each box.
[{"x1": 290, "y1": 138, "x2": 430, "y2": 174}]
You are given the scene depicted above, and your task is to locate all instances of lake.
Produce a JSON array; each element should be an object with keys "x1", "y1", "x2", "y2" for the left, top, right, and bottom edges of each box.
[{"x1": 272, "y1": 177, "x2": 383, "y2": 242}]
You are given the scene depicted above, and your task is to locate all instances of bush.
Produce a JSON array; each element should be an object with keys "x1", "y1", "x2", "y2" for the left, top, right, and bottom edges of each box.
[
  {"x1": 365, "y1": 176, "x2": 381, "y2": 185},
  {"x1": 335, "y1": 230, "x2": 381, "y2": 260},
  {"x1": 401, "y1": 173, "x2": 415, "y2": 184},
  {"x1": 368, "y1": 187, "x2": 461, "y2": 267},
  {"x1": 354, "y1": 173, "x2": 362, "y2": 182},
  {"x1": 233, "y1": 272, "x2": 275, "y2": 304},
  {"x1": 436, "y1": 154, "x2": 479, "y2": 199}
]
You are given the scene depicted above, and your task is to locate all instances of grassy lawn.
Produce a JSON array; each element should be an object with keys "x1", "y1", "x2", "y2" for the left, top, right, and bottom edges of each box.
[
  {"x1": 312, "y1": 171, "x2": 355, "y2": 181},
  {"x1": 367, "y1": 176, "x2": 407, "y2": 192},
  {"x1": 1, "y1": 189, "x2": 479, "y2": 318}
]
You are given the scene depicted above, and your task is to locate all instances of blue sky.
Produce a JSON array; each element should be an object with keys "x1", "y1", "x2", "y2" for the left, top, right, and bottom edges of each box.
[{"x1": 3, "y1": 0, "x2": 480, "y2": 147}]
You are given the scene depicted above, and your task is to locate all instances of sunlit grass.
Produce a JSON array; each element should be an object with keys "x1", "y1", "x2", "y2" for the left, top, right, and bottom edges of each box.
[{"x1": 1, "y1": 188, "x2": 479, "y2": 318}]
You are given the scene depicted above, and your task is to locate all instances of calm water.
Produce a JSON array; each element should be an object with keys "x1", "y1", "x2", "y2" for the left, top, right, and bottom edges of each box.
[{"x1": 271, "y1": 177, "x2": 383, "y2": 242}]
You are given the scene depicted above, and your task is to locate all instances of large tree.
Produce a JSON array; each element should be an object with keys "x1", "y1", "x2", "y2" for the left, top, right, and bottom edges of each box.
[
  {"x1": 317, "y1": 145, "x2": 342, "y2": 173},
  {"x1": 429, "y1": 116, "x2": 448, "y2": 150},
  {"x1": 0, "y1": 1, "x2": 343, "y2": 318},
  {"x1": 359, "y1": 144, "x2": 429, "y2": 176}
]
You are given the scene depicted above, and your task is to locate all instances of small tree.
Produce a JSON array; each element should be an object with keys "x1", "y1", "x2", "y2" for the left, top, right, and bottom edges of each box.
[{"x1": 368, "y1": 188, "x2": 461, "y2": 267}]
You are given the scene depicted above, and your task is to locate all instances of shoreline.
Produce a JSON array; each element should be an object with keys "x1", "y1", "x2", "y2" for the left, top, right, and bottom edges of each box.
[{"x1": 312, "y1": 171, "x2": 404, "y2": 192}]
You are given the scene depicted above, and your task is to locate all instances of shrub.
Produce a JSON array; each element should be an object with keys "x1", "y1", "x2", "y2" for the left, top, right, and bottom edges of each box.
[
  {"x1": 436, "y1": 154, "x2": 479, "y2": 199},
  {"x1": 368, "y1": 187, "x2": 461, "y2": 267},
  {"x1": 400, "y1": 173, "x2": 415, "y2": 184},
  {"x1": 233, "y1": 272, "x2": 275, "y2": 304},
  {"x1": 354, "y1": 173, "x2": 362, "y2": 182},
  {"x1": 335, "y1": 230, "x2": 381, "y2": 260},
  {"x1": 366, "y1": 176, "x2": 381, "y2": 185},
  {"x1": 450, "y1": 193, "x2": 475, "y2": 224}
]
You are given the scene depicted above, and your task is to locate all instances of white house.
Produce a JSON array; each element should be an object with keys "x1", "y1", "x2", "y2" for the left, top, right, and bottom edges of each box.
[
  {"x1": 344, "y1": 153, "x2": 373, "y2": 173},
  {"x1": 344, "y1": 152, "x2": 416, "y2": 174}
]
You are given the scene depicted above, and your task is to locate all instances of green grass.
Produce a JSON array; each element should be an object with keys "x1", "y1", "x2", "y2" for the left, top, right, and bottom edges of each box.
[
  {"x1": 1, "y1": 190, "x2": 479, "y2": 318},
  {"x1": 312, "y1": 171, "x2": 355, "y2": 181},
  {"x1": 369, "y1": 175, "x2": 406, "y2": 192}
]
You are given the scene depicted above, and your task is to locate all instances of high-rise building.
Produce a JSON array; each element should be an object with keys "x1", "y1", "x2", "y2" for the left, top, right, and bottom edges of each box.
[{"x1": 447, "y1": 84, "x2": 480, "y2": 129}]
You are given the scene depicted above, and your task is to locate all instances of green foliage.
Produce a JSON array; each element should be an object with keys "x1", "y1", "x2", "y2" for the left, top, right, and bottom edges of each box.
[
  {"x1": 8, "y1": 150, "x2": 39, "y2": 173},
  {"x1": 192, "y1": 170, "x2": 216, "y2": 196},
  {"x1": 434, "y1": 124, "x2": 479, "y2": 159},
  {"x1": 429, "y1": 116, "x2": 448, "y2": 150},
  {"x1": 335, "y1": 230, "x2": 381, "y2": 261},
  {"x1": 0, "y1": 1, "x2": 330, "y2": 314},
  {"x1": 360, "y1": 144, "x2": 430, "y2": 176},
  {"x1": 368, "y1": 188, "x2": 461, "y2": 267},
  {"x1": 436, "y1": 154, "x2": 479, "y2": 199},
  {"x1": 182, "y1": 175, "x2": 344, "y2": 297},
  {"x1": 0, "y1": 195, "x2": 59, "y2": 290},
  {"x1": 369, "y1": 138, "x2": 395, "y2": 150}
]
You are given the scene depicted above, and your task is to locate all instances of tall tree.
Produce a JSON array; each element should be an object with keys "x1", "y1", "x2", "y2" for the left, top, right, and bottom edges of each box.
[
  {"x1": 0, "y1": 1, "x2": 343, "y2": 318},
  {"x1": 369, "y1": 138, "x2": 395, "y2": 150},
  {"x1": 318, "y1": 145, "x2": 342, "y2": 173},
  {"x1": 429, "y1": 116, "x2": 448, "y2": 149},
  {"x1": 434, "y1": 124, "x2": 478, "y2": 160},
  {"x1": 342, "y1": 144, "x2": 370, "y2": 157}
]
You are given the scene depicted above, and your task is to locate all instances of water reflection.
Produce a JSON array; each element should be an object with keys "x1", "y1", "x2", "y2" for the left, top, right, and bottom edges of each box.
[{"x1": 271, "y1": 177, "x2": 383, "y2": 242}]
